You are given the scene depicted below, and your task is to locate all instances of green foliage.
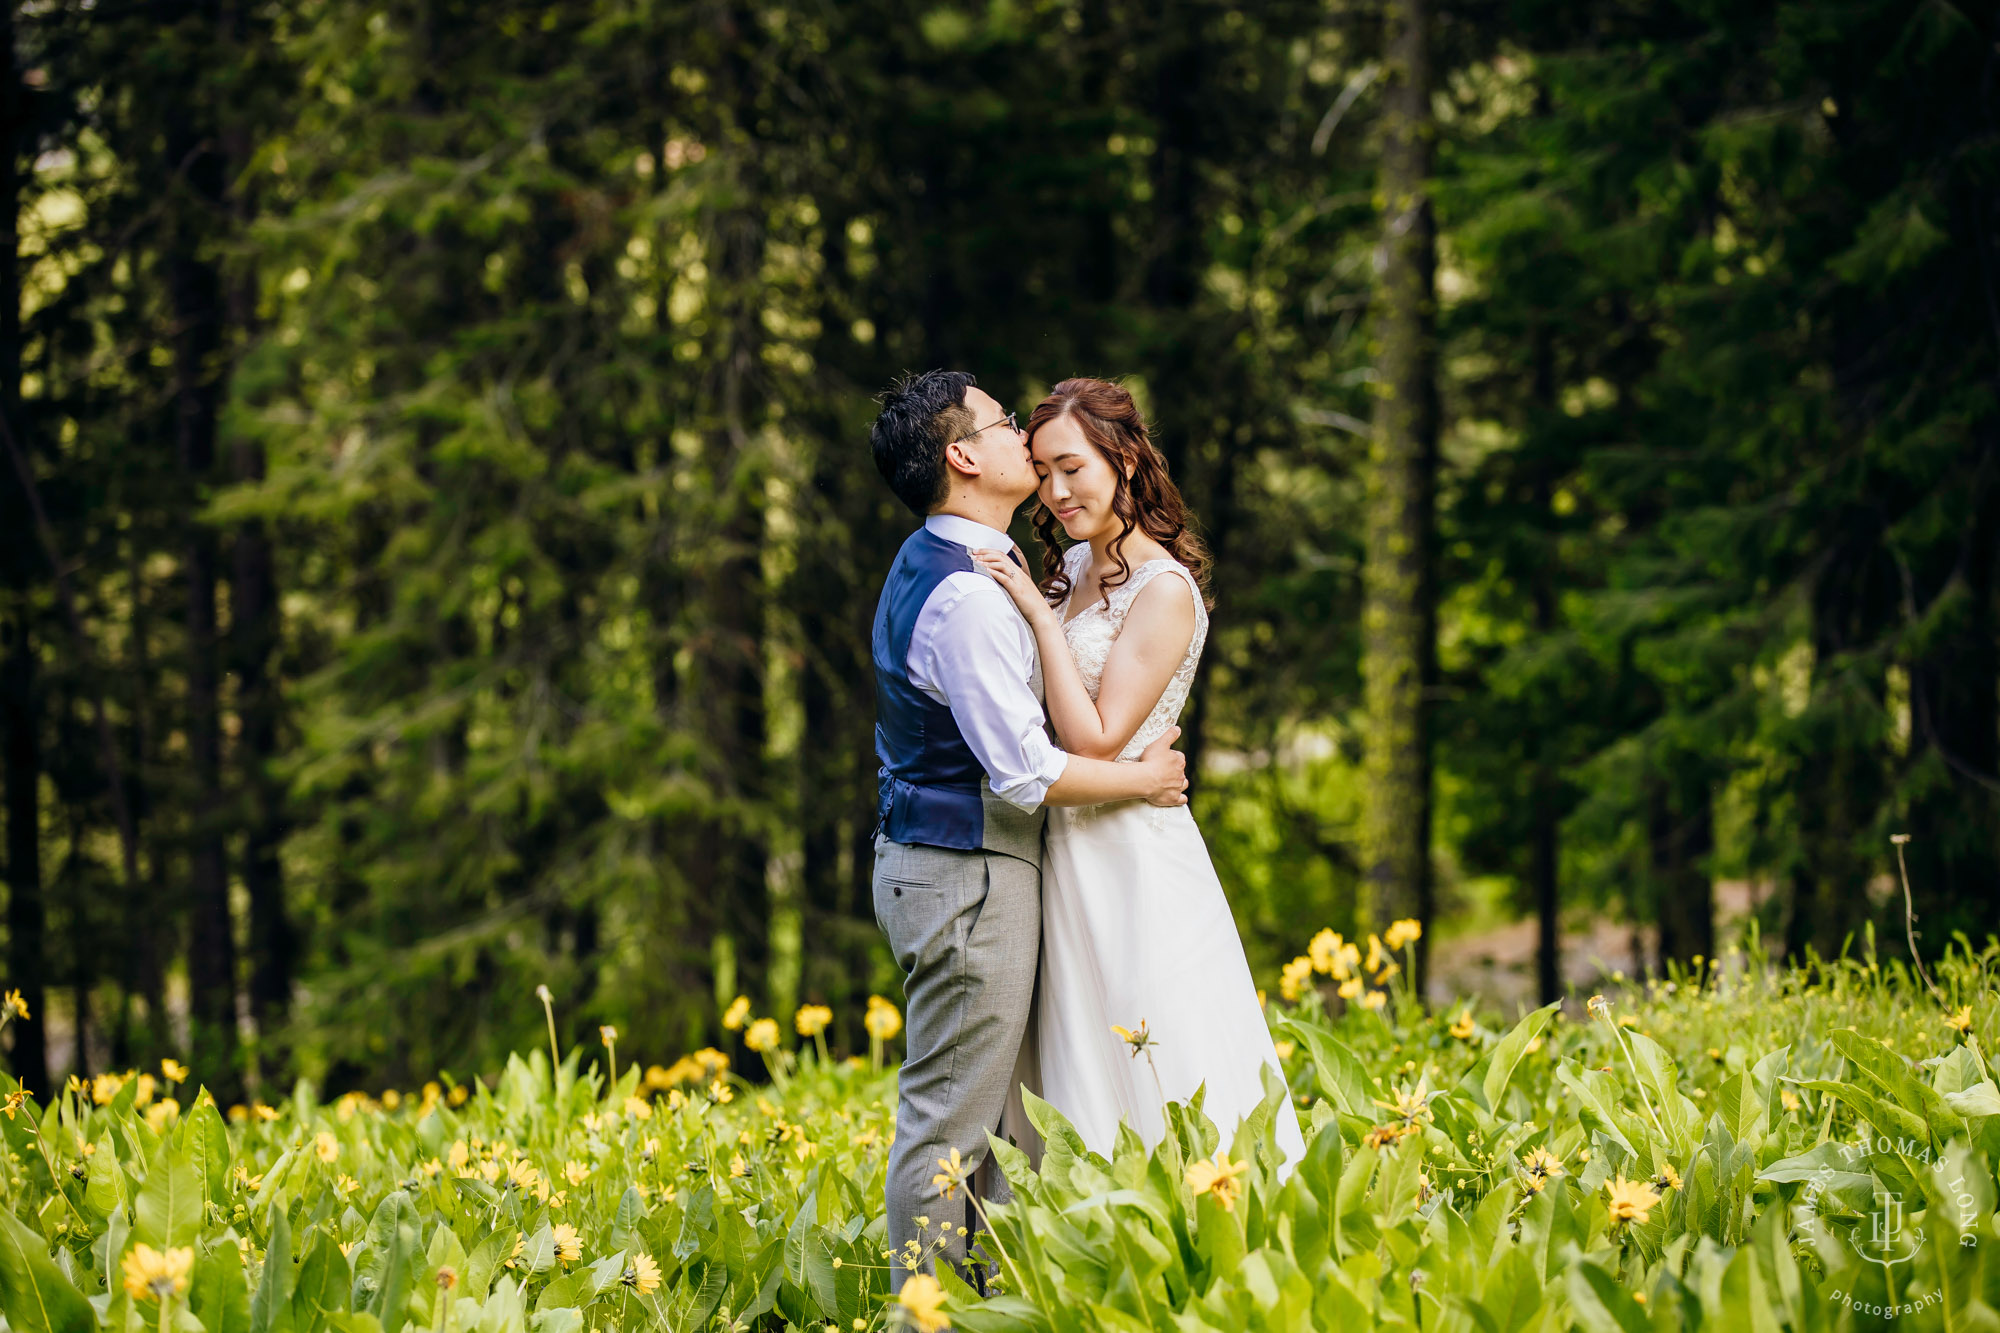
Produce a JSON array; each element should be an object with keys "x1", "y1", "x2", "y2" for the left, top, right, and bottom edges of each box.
[{"x1": 0, "y1": 947, "x2": 1990, "y2": 1330}]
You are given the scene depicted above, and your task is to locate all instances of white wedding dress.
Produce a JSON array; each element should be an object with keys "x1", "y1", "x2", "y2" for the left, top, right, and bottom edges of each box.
[{"x1": 1011, "y1": 546, "x2": 1305, "y2": 1170}]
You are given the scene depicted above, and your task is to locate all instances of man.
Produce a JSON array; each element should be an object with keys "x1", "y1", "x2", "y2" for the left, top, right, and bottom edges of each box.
[{"x1": 867, "y1": 370, "x2": 1188, "y2": 1289}]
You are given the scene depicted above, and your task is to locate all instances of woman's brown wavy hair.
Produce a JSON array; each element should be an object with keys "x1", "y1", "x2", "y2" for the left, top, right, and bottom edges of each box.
[{"x1": 1025, "y1": 377, "x2": 1212, "y2": 611}]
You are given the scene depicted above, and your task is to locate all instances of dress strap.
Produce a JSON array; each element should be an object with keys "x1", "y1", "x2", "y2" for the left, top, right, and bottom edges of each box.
[{"x1": 1107, "y1": 558, "x2": 1201, "y2": 620}]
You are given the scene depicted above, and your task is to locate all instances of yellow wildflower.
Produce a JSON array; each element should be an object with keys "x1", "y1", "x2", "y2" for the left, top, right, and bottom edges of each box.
[
  {"x1": 1363, "y1": 1124, "x2": 1407, "y2": 1150},
  {"x1": 122, "y1": 1244, "x2": 194, "y2": 1303},
  {"x1": 1, "y1": 990, "x2": 28, "y2": 1020},
  {"x1": 550, "y1": 1222, "x2": 582, "y2": 1263},
  {"x1": 898, "y1": 1273, "x2": 950, "y2": 1332},
  {"x1": 160, "y1": 1059, "x2": 189, "y2": 1084},
  {"x1": 506, "y1": 1158, "x2": 540, "y2": 1192},
  {"x1": 709, "y1": 1080, "x2": 734, "y2": 1104},
  {"x1": 1308, "y1": 929, "x2": 1343, "y2": 974},
  {"x1": 1360, "y1": 990, "x2": 1388, "y2": 1011},
  {"x1": 722, "y1": 996, "x2": 752, "y2": 1031},
  {"x1": 623, "y1": 1095, "x2": 653, "y2": 1120},
  {"x1": 1365, "y1": 933, "x2": 1386, "y2": 974},
  {"x1": 336, "y1": 1174, "x2": 359, "y2": 1196},
  {"x1": 1652, "y1": 1162, "x2": 1682, "y2": 1192},
  {"x1": 795, "y1": 1004, "x2": 833, "y2": 1037},
  {"x1": 1945, "y1": 1006, "x2": 1973, "y2": 1033},
  {"x1": 1279, "y1": 955, "x2": 1314, "y2": 1002},
  {"x1": 1449, "y1": 1012, "x2": 1477, "y2": 1040},
  {"x1": 1376, "y1": 1086, "x2": 1434, "y2": 1129},
  {"x1": 91, "y1": 1073, "x2": 124, "y2": 1105},
  {"x1": 1384, "y1": 918, "x2": 1423, "y2": 950},
  {"x1": 745, "y1": 1018, "x2": 781, "y2": 1053},
  {"x1": 1333, "y1": 939, "x2": 1361, "y2": 978},
  {"x1": 693, "y1": 1047, "x2": 731, "y2": 1076},
  {"x1": 1521, "y1": 1147, "x2": 1564, "y2": 1187},
  {"x1": 1274, "y1": 1040, "x2": 1295, "y2": 1060},
  {"x1": 1336, "y1": 975, "x2": 1364, "y2": 1000},
  {"x1": 254, "y1": 1103, "x2": 281, "y2": 1122},
  {"x1": 729, "y1": 1154, "x2": 748, "y2": 1178},
  {"x1": 625, "y1": 1253, "x2": 661, "y2": 1296},
  {"x1": 314, "y1": 1132, "x2": 339, "y2": 1163},
  {"x1": 1110, "y1": 1020, "x2": 1156, "y2": 1057},
  {"x1": 1780, "y1": 1089, "x2": 1802, "y2": 1113},
  {"x1": 563, "y1": 1161, "x2": 589, "y2": 1187},
  {"x1": 932, "y1": 1147, "x2": 968, "y2": 1200},
  {"x1": 1604, "y1": 1175, "x2": 1661, "y2": 1226},
  {"x1": 865, "y1": 995, "x2": 903, "y2": 1041},
  {"x1": 1184, "y1": 1151, "x2": 1251, "y2": 1211}
]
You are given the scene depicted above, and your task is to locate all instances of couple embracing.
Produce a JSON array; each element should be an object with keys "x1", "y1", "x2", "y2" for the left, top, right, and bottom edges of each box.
[{"x1": 866, "y1": 371, "x2": 1305, "y2": 1290}]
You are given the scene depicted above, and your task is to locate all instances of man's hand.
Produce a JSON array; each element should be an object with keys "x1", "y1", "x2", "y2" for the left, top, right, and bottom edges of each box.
[{"x1": 1138, "y1": 726, "x2": 1189, "y2": 807}]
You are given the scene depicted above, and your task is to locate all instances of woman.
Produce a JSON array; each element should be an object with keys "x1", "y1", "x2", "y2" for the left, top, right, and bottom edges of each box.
[{"x1": 972, "y1": 377, "x2": 1305, "y2": 1171}]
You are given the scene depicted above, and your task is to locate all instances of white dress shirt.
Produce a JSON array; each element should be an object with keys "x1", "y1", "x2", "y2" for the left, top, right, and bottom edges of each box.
[{"x1": 907, "y1": 513, "x2": 1070, "y2": 810}]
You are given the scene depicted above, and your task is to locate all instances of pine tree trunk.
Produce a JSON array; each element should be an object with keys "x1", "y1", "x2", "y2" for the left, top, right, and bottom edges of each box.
[
  {"x1": 2, "y1": 616, "x2": 44, "y2": 1089},
  {"x1": 214, "y1": 0, "x2": 287, "y2": 1062},
  {"x1": 1529, "y1": 323, "x2": 1561, "y2": 1004},
  {"x1": 1649, "y1": 778, "x2": 1714, "y2": 970},
  {"x1": 0, "y1": 0, "x2": 46, "y2": 1091},
  {"x1": 232, "y1": 465, "x2": 289, "y2": 1039},
  {"x1": 1361, "y1": 0, "x2": 1439, "y2": 985},
  {"x1": 164, "y1": 3, "x2": 239, "y2": 1093}
]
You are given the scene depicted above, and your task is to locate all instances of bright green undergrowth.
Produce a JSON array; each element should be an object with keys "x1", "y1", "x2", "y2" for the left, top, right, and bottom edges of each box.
[{"x1": 0, "y1": 933, "x2": 1993, "y2": 1333}]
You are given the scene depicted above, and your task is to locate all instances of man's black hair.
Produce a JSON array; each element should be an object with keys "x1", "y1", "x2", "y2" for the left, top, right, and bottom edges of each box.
[{"x1": 869, "y1": 369, "x2": 978, "y2": 516}]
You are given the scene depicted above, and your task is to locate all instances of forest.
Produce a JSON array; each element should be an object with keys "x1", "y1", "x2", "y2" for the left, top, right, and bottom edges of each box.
[{"x1": 1, "y1": 0, "x2": 1995, "y2": 1102}]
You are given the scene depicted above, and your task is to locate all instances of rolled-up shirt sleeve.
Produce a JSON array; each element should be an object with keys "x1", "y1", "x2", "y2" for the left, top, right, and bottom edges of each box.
[{"x1": 911, "y1": 579, "x2": 1070, "y2": 810}]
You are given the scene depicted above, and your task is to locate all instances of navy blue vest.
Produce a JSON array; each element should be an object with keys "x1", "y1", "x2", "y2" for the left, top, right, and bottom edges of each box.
[{"x1": 873, "y1": 528, "x2": 1046, "y2": 862}]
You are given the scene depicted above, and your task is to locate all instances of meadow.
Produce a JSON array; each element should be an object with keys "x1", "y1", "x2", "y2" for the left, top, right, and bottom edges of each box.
[{"x1": 0, "y1": 928, "x2": 1994, "y2": 1333}]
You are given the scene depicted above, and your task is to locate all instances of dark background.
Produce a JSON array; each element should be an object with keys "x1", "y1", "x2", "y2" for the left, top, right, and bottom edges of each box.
[{"x1": 2, "y1": 0, "x2": 1993, "y2": 1099}]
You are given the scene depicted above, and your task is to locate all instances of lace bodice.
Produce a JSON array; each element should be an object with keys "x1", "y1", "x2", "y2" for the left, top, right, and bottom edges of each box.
[{"x1": 1057, "y1": 543, "x2": 1209, "y2": 763}]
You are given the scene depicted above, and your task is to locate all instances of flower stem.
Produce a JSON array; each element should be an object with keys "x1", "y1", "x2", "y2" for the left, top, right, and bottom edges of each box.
[{"x1": 540, "y1": 992, "x2": 562, "y2": 1085}]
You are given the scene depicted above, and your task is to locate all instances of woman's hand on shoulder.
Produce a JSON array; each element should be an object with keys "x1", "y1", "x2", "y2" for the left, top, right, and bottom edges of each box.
[{"x1": 971, "y1": 549, "x2": 1056, "y2": 628}]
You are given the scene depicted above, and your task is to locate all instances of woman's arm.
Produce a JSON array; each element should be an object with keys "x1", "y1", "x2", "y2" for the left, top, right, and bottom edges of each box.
[{"x1": 973, "y1": 552, "x2": 1196, "y2": 760}]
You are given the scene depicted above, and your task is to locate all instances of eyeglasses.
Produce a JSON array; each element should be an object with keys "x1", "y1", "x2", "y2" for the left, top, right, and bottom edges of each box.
[{"x1": 952, "y1": 410, "x2": 1019, "y2": 444}]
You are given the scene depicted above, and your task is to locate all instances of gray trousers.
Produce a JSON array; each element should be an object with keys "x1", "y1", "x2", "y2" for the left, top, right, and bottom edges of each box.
[{"x1": 872, "y1": 834, "x2": 1039, "y2": 1290}]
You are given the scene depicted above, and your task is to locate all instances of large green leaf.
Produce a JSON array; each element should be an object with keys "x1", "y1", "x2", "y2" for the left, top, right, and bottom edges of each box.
[
  {"x1": 1481, "y1": 1001, "x2": 1562, "y2": 1113},
  {"x1": 135, "y1": 1144, "x2": 205, "y2": 1251},
  {"x1": 0, "y1": 1210, "x2": 95, "y2": 1333},
  {"x1": 1555, "y1": 1062, "x2": 1638, "y2": 1158},
  {"x1": 461, "y1": 1229, "x2": 516, "y2": 1302},
  {"x1": 1795, "y1": 1078, "x2": 1930, "y2": 1146},
  {"x1": 1831, "y1": 1030, "x2": 1962, "y2": 1144},
  {"x1": 194, "y1": 1238, "x2": 253, "y2": 1333},
  {"x1": 251, "y1": 1208, "x2": 295, "y2": 1333},
  {"x1": 180, "y1": 1095, "x2": 234, "y2": 1209},
  {"x1": 291, "y1": 1232, "x2": 354, "y2": 1333},
  {"x1": 1275, "y1": 1013, "x2": 1375, "y2": 1118}
]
